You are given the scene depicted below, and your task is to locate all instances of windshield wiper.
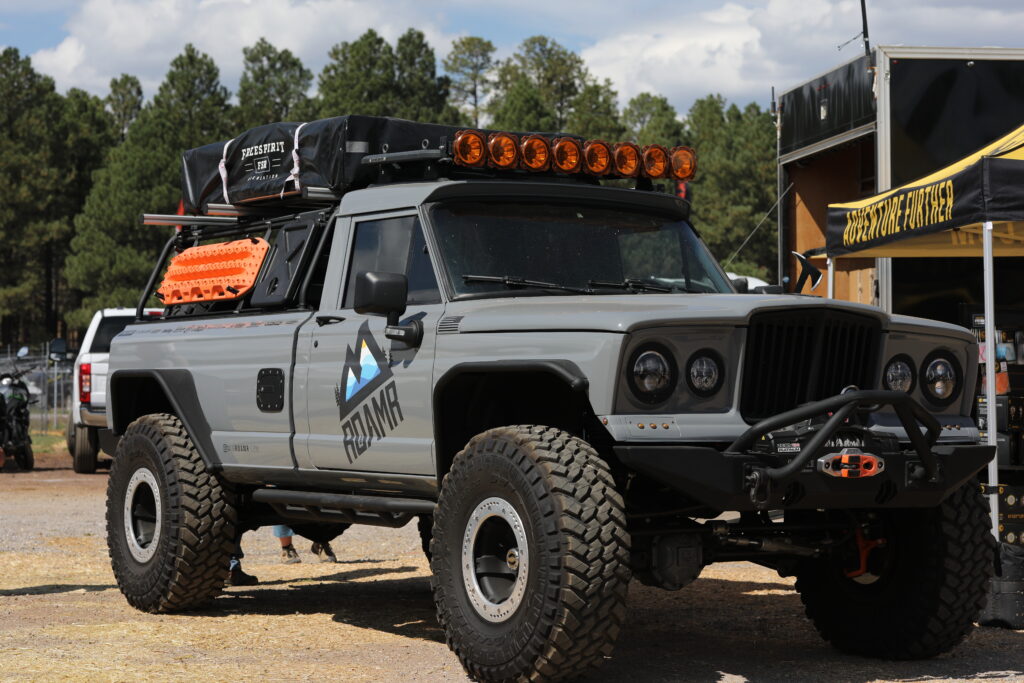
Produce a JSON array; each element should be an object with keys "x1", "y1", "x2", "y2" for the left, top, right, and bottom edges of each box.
[
  {"x1": 587, "y1": 278, "x2": 673, "y2": 293},
  {"x1": 462, "y1": 274, "x2": 594, "y2": 295}
]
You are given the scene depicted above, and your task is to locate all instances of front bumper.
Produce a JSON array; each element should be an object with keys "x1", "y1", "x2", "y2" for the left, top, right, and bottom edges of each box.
[{"x1": 615, "y1": 390, "x2": 994, "y2": 512}]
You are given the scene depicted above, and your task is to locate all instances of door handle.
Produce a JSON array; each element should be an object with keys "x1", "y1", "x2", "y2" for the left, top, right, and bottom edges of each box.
[{"x1": 315, "y1": 315, "x2": 345, "y2": 327}]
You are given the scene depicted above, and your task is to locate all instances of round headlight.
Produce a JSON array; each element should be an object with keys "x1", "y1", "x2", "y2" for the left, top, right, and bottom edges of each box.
[
  {"x1": 920, "y1": 352, "x2": 961, "y2": 406},
  {"x1": 883, "y1": 356, "x2": 915, "y2": 393},
  {"x1": 686, "y1": 351, "x2": 724, "y2": 397},
  {"x1": 628, "y1": 346, "x2": 676, "y2": 404}
]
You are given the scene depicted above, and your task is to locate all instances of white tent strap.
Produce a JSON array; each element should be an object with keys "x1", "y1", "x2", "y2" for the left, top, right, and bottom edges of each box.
[
  {"x1": 282, "y1": 123, "x2": 308, "y2": 199},
  {"x1": 218, "y1": 137, "x2": 236, "y2": 204}
]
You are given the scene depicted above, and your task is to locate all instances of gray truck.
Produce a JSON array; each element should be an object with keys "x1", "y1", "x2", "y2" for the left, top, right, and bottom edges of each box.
[{"x1": 106, "y1": 116, "x2": 995, "y2": 682}]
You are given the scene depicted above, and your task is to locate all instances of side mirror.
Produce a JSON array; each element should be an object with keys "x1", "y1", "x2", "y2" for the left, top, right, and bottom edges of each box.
[
  {"x1": 791, "y1": 251, "x2": 823, "y2": 294},
  {"x1": 17, "y1": 346, "x2": 29, "y2": 359},
  {"x1": 730, "y1": 277, "x2": 749, "y2": 294},
  {"x1": 48, "y1": 338, "x2": 67, "y2": 362},
  {"x1": 354, "y1": 272, "x2": 408, "y2": 323},
  {"x1": 353, "y1": 272, "x2": 424, "y2": 347}
]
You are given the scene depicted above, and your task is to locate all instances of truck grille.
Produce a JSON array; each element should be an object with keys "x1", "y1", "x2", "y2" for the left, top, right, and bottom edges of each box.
[{"x1": 740, "y1": 309, "x2": 881, "y2": 422}]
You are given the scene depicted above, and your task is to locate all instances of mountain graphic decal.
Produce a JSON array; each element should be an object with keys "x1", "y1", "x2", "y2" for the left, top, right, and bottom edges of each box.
[{"x1": 336, "y1": 320, "x2": 393, "y2": 418}]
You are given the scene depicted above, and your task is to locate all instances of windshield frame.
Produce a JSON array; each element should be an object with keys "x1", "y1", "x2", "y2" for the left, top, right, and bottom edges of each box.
[{"x1": 420, "y1": 195, "x2": 735, "y2": 302}]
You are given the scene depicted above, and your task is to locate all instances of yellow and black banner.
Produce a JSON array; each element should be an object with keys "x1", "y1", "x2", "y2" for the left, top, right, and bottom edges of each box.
[{"x1": 826, "y1": 124, "x2": 1024, "y2": 257}]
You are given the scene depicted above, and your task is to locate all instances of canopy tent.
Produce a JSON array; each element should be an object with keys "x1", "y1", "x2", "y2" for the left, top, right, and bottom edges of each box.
[{"x1": 826, "y1": 121, "x2": 1024, "y2": 536}]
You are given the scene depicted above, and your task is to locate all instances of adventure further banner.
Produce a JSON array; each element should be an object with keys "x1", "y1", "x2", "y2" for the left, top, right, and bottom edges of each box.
[
  {"x1": 826, "y1": 164, "x2": 984, "y2": 256},
  {"x1": 826, "y1": 122, "x2": 1024, "y2": 257}
]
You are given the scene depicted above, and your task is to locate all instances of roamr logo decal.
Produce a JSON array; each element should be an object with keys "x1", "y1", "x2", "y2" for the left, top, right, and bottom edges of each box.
[{"x1": 335, "y1": 321, "x2": 404, "y2": 463}]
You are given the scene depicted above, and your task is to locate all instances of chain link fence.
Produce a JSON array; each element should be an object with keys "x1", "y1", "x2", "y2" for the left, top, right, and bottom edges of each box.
[{"x1": 2, "y1": 344, "x2": 74, "y2": 435}]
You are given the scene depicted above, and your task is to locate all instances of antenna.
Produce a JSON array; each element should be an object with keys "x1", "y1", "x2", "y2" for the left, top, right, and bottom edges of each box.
[{"x1": 860, "y1": 0, "x2": 871, "y2": 57}]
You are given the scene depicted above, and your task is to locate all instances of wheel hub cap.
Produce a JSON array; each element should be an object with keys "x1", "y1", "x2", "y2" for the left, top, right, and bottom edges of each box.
[{"x1": 462, "y1": 497, "x2": 529, "y2": 623}]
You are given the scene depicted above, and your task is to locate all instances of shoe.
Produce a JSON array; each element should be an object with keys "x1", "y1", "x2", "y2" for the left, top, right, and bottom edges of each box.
[
  {"x1": 281, "y1": 544, "x2": 301, "y2": 564},
  {"x1": 311, "y1": 541, "x2": 337, "y2": 563},
  {"x1": 226, "y1": 566, "x2": 259, "y2": 587}
]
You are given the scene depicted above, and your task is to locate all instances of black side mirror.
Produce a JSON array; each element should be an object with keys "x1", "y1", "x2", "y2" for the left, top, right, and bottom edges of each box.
[
  {"x1": 353, "y1": 272, "x2": 423, "y2": 347},
  {"x1": 354, "y1": 272, "x2": 408, "y2": 323},
  {"x1": 730, "y1": 277, "x2": 749, "y2": 293},
  {"x1": 48, "y1": 338, "x2": 67, "y2": 362}
]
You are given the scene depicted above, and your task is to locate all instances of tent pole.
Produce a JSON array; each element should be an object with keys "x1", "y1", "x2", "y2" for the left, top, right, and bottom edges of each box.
[
  {"x1": 983, "y1": 220, "x2": 999, "y2": 541},
  {"x1": 827, "y1": 257, "x2": 835, "y2": 298}
]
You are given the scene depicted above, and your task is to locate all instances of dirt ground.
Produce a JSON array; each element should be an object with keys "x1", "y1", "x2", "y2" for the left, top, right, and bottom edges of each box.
[{"x1": 1, "y1": 443, "x2": 1022, "y2": 683}]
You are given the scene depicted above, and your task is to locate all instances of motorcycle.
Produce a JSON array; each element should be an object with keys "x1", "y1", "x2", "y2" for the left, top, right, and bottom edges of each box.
[{"x1": 1, "y1": 347, "x2": 35, "y2": 471}]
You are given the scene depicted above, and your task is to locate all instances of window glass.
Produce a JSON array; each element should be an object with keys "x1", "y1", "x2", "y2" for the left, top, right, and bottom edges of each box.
[
  {"x1": 342, "y1": 216, "x2": 440, "y2": 308},
  {"x1": 91, "y1": 317, "x2": 133, "y2": 353}
]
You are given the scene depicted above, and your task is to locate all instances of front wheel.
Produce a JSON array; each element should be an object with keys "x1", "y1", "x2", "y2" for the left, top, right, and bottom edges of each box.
[
  {"x1": 106, "y1": 413, "x2": 238, "y2": 612},
  {"x1": 795, "y1": 482, "x2": 995, "y2": 659},
  {"x1": 431, "y1": 425, "x2": 630, "y2": 682}
]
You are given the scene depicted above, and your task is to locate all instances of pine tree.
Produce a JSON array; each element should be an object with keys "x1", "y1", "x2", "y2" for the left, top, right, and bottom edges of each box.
[
  {"x1": 394, "y1": 29, "x2": 460, "y2": 124},
  {"x1": 0, "y1": 49, "x2": 114, "y2": 341},
  {"x1": 315, "y1": 29, "x2": 396, "y2": 118},
  {"x1": 566, "y1": 79, "x2": 625, "y2": 140},
  {"x1": 489, "y1": 76, "x2": 554, "y2": 132},
  {"x1": 623, "y1": 93, "x2": 683, "y2": 147},
  {"x1": 443, "y1": 36, "x2": 496, "y2": 127},
  {"x1": 488, "y1": 36, "x2": 586, "y2": 131},
  {"x1": 682, "y1": 95, "x2": 776, "y2": 279},
  {"x1": 107, "y1": 74, "x2": 143, "y2": 141},
  {"x1": 66, "y1": 45, "x2": 232, "y2": 326},
  {"x1": 236, "y1": 38, "x2": 312, "y2": 128}
]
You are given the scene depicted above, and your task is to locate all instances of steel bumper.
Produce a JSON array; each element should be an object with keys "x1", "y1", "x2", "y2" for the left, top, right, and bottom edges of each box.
[{"x1": 614, "y1": 390, "x2": 995, "y2": 512}]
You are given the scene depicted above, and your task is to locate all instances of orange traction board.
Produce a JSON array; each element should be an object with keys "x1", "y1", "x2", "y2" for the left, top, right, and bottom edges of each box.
[{"x1": 157, "y1": 237, "x2": 269, "y2": 305}]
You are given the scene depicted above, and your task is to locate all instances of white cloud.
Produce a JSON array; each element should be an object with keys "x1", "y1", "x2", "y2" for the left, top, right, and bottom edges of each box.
[
  {"x1": 25, "y1": 0, "x2": 1024, "y2": 118},
  {"x1": 30, "y1": 0, "x2": 457, "y2": 99}
]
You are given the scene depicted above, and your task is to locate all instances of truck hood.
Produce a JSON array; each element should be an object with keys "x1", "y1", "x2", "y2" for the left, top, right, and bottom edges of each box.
[{"x1": 445, "y1": 294, "x2": 974, "y2": 341}]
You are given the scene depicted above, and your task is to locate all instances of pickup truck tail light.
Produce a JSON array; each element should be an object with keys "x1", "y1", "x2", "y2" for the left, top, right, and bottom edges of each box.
[{"x1": 80, "y1": 363, "x2": 92, "y2": 405}]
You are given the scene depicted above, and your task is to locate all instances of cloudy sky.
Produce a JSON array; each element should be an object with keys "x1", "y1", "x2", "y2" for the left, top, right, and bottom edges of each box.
[{"x1": 2, "y1": 0, "x2": 1022, "y2": 114}]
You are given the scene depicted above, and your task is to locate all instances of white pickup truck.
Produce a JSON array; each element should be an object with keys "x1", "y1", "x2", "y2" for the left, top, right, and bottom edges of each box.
[{"x1": 67, "y1": 308, "x2": 159, "y2": 473}]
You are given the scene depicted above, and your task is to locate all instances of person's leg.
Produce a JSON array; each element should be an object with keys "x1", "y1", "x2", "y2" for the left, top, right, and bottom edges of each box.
[
  {"x1": 274, "y1": 525, "x2": 300, "y2": 564},
  {"x1": 226, "y1": 534, "x2": 258, "y2": 586}
]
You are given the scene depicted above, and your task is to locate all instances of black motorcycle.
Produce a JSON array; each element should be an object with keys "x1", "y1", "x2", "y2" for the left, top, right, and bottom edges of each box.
[{"x1": 1, "y1": 348, "x2": 35, "y2": 471}]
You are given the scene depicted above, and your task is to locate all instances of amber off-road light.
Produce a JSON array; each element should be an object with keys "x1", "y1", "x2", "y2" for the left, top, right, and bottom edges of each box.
[
  {"x1": 453, "y1": 130, "x2": 486, "y2": 167},
  {"x1": 613, "y1": 142, "x2": 641, "y2": 177},
  {"x1": 670, "y1": 146, "x2": 697, "y2": 181},
  {"x1": 583, "y1": 140, "x2": 612, "y2": 175},
  {"x1": 552, "y1": 138, "x2": 582, "y2": 174},
  {"x1": 642, "y1": 145, "x2": 669, "y2": 179},
  {"x1": 487, "y1": 132, "x2": 518, "y2": 169},
  {"x1": 520, "y1": 135, "x2": 551, "y2": 171}
]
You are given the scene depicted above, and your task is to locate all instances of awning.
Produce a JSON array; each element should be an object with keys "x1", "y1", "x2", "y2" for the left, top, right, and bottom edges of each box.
[{"x1": 826, "y1": 123, "x2": 1024, "y2": 257}]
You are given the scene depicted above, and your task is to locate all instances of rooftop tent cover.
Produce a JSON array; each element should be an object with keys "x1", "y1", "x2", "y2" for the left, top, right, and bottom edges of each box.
[
  {"x1": 825, "y1": 122, "x2": 1024, "y2": 257},
  {"x1": 180, "y1": 115, "x2": 461, "y2": 213}
]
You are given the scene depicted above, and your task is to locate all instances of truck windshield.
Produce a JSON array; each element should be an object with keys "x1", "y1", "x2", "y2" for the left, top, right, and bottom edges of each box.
[{"x1": 429, "y1": 201, "x2": 733, "y2": 297}]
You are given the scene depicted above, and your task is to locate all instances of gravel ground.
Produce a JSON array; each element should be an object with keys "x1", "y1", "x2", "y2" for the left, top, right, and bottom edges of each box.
[{"x1": 1, "y1": 445, "x2": 1022, "y2": 682}]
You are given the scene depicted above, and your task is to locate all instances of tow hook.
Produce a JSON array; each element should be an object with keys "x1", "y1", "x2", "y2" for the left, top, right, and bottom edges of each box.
[
  {"x1": 844, "y1": 526, "x2": 886, "y2": 578},
  {"x1": 745, "y1": 468, "x2": 771, "y2": 510}
]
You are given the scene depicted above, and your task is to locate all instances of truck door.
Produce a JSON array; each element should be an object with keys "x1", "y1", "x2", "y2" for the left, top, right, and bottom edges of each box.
[{"x1": 297, "y1": 212, "x2": 442, "y2": 475}]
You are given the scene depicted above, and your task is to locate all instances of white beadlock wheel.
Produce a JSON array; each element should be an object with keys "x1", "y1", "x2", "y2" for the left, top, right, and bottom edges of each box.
[
  {"x1": 123, "y1": 467, "x2": 162, "y2": 563},
  {"x1": 461, "y1": 496, "x2": 530, "y2": 623}
]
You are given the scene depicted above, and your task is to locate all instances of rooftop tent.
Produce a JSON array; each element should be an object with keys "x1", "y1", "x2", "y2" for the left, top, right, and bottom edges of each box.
[{"x1": 826, "y1": 120, "x2": 1024, "y2": 537}]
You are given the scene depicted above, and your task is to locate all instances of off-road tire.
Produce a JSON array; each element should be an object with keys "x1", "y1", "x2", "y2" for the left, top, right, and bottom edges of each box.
[
  {"x1": 72, "y1": 425, "x2": 98, "y2": 474},
  {"x1": 14, "y1": 443, "x2": 33, "y2": 471},
  {"x1": 417, "y1": 514, "x2": 432, "y2": 561},
  {"x1": 106, "y1": 413, "x2": 237, "y2": 613},
  {"x1": 431, "y1": 425, "x2": 630, "y2": 682},
  {"x1": 65, "y1": 416, "x2": 75, "y2": 455},
  {"x1": 795, "y1": 481, "x2": 995, "y2": 659}
]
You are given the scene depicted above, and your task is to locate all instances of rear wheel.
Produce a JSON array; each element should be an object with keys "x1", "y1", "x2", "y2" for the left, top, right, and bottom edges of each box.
[
  {"x1": 106, "y1": 413, "x2": 237, "y2": 612},
  {"x1": 795, "y1": 482, "x2": 995, "y2": 659},
  {"x1": 72, "y1": 426, "x2": 98, "y2": 474},
  {"x1": 431, "y1": 425, "x2": 630, "y2": 682}
]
